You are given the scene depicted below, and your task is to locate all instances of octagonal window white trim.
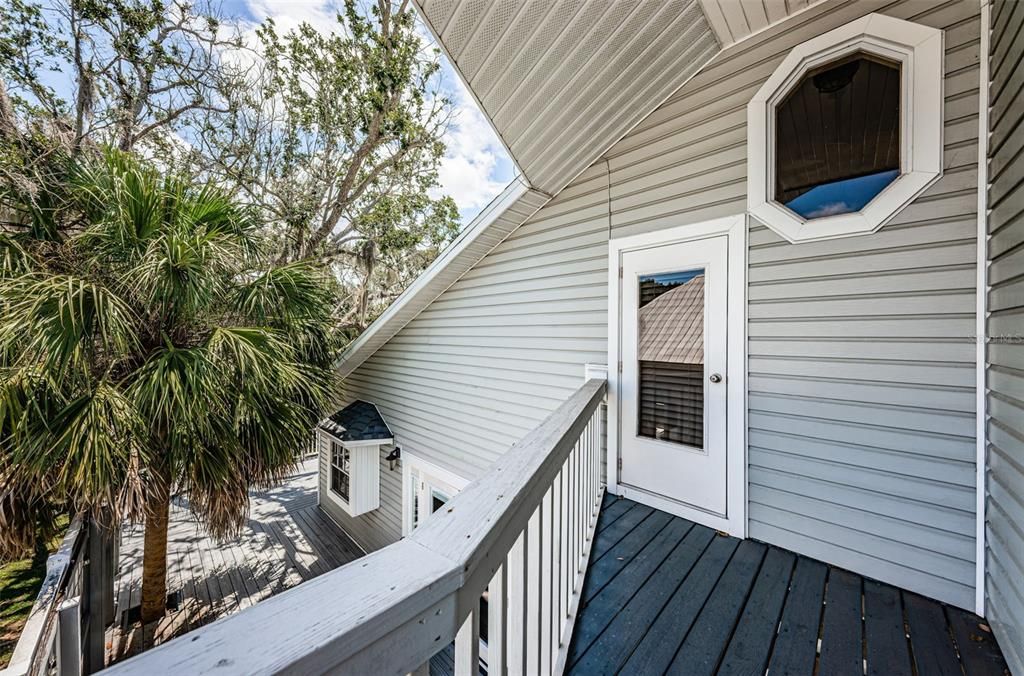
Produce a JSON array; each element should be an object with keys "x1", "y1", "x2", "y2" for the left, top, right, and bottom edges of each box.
[{"x1": 747, "y1": 13, "x2": 944, "y2": 243}]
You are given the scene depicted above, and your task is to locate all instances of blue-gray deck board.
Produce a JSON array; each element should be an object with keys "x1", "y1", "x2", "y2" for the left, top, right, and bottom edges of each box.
[{"x1": 567, "y1": 496, "x2": 1008, "y2": 676}]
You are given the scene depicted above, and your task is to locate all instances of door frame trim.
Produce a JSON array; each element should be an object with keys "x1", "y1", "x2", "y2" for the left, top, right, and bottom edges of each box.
[{"x1": 607, "y1": 214, "x2": 748, "y2": 537}]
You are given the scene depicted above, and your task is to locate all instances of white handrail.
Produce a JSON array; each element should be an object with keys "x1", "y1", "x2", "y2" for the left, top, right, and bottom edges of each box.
[{"x1": 103, "y1": 378, "x2": 607, "y2": 675}]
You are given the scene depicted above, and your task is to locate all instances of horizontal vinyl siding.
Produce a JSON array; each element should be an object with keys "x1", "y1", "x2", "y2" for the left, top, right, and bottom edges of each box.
[
  {"x1": 600, "y1": 0, "x2": 981, "y2": 609},
  {"x1": 338, "y1": 0, "x2": 983, "y2": 607},
  {"x1": 338, "y1": 164, "x2": 612, "y2": 546},
  {"x1": 317, "y1": 434, "x2": 401, "y2": 553},
  {"x1": 986, "y1": 0, "x2": 1024, "y2": 671}
]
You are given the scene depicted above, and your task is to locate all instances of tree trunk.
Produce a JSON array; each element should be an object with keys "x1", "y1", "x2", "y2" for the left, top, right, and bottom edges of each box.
[{"x1": 140, "y1": 469, "x2": 170, "y2": 625}]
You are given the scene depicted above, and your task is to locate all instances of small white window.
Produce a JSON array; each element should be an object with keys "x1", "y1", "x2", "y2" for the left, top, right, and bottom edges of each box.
[{"x1": 747, "y1": 13, "x2": 944, "y2": 242}]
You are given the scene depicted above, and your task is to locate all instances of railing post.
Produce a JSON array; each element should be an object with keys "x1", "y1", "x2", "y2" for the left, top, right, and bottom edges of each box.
[
  {"x1": 454, "y1": 608, "x2": 479, "y2": 676},
  {"x1": 57, "y1": 597, "x2": 82, "y2": 676},
  {"x1": 488, "y1": 564, "x2": 506, "y2": 676},
  {"x1": 85, "y1": 516, "x2": 114, "y2": 674},
  {"x1": 506, "y1": 532, "x2": 526, "y2": 675}
]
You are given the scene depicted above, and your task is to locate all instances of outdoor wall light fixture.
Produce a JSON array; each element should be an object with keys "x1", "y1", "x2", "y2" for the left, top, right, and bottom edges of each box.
[{"x1": 386, "y1": 447, "x2": 402, "y2": 471}]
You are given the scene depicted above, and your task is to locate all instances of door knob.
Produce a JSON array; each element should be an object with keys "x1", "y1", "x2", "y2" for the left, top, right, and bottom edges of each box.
[{"x1": 709, "y1": 373, "x2": 723, "y2": 383}]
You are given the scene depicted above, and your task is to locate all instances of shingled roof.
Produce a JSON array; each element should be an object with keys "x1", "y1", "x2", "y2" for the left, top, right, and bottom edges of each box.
[{"x1": 318, "y1": 400, "x2": 393, "y2": 444}]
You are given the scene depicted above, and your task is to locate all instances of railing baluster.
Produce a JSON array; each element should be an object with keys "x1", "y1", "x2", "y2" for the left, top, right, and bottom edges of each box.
[
  {"x1": 526, "y1": 507, "x2": 541, "y2": 674},
  {"x1": 557, "y1": 469, "x2": 566, "y2": 658},
  {"x1": 454, "y1": 608, "x2": 479, "y2": 676},
  {"x1": 591, "y1": 412, "x2": 600, "y2": 521},
  {"x1": 57, "y1": 597, "x2": 82, "y2": 676},
  {"x1": 577, "y1": 434, "x2": 584, "y2": 569},
  {"x1": 559, "y1": 463, "x2": 569, "y2": 629},
  {"x1": 507, "y1": 531, "x2": 526, "y2": 675},
  {"x1": 568, "y1": 444, "x2": 577, "y2": 601},
  {"x1": 544, "y1": 481, "x2": 552, "y2": 671},
  {"x1": 540, "y1": 489, "x2": 553, "y2": 675},
  {"x1": 488, "y1": 564, "x2": 507, "y2": 676}
]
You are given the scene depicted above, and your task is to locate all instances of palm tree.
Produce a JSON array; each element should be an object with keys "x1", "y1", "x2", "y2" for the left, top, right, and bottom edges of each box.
[{"x1": 0, "y1": 150, "x2": 339, "y2": 624}]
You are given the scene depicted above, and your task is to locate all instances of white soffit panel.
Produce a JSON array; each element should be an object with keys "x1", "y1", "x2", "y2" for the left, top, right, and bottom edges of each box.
[
  {"x1": 698, "y1": 0, "x2": 828, "y2": 47},
  {"x1": 416, "y1": 0, "x2": 721, "y2": 195}
]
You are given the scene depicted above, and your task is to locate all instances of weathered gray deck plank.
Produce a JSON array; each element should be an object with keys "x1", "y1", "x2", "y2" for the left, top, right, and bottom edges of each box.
[{"x1": 106, "y1": 459, "x2": 363, "y2": 665}]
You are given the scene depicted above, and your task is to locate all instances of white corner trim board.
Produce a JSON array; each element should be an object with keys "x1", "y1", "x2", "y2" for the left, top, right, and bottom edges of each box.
[
  {"x1": 401, "y1": 452, "x2": 469, "y2": 536},
  {"x1": 606, "y1": 214, "x2": 748, "y2": 537},
  {"x1": 747, "y1": 13, "x2": 944, "y2": 242},
  {"x1": 974, "y1": 0, "x2": 990, "y2": 618}
]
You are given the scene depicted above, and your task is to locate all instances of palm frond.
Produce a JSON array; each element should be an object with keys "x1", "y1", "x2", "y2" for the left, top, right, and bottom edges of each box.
[
  {"x1": 0, "y1": 234, "x2": 34, "y2": 278},
  {"x1": 0, "y1": 272, "x2": 139, "y2": 376},
  {"x1": 233, "y1": 261, "x2": 336, "y2": 330}
]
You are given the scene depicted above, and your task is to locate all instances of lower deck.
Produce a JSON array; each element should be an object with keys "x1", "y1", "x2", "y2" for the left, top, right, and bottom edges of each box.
[
  {"x1": 106, "y1": 458, "x2": 364, "y2": 664},
  {"x1": 566, "y1": 495, "x2": 1008, "y2": 676}
]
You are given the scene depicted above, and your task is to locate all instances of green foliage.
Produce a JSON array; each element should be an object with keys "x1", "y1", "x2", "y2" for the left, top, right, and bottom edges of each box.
[
  {"x1": 0, "y1": 150, "x2": 341, "y2": 559},
  {"x1": 1, "y1": 0, "x2": 463, "y2": 337},
  {"x1": 0, "y1": 0, "x2": 238, "y2": 152},
  {"x1": 200, "y1": 0, "x2": 461, "y2": 330}
]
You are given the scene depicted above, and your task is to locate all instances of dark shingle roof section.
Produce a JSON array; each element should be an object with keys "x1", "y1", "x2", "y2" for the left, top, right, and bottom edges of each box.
[{"x1": 318, "y1": 400, "x2": 393, "y2": 443}]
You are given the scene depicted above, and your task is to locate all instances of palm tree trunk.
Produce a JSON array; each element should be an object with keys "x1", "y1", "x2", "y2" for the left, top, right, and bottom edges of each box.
[{"x1": 140, "y1": 467, "x2": 170, "y2": 624}]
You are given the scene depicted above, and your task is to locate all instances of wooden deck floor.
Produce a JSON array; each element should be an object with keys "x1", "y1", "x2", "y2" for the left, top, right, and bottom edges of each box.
[
  {"x1": 106, "y1": 458, "x2": 364, "y2": 664},
  {"x1": 566, "y1": 495, "x2": 1009, "y2": 676}
]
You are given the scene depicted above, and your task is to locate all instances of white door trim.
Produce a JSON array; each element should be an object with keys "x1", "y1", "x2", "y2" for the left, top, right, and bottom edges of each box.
[
  {"x1": 973, "y1": 0, "x2": 990, "y2": 618},
  {"x1": 401, "y1": 452, "x2": 469, "y2": 536},
  {"x1": 607, "y1": 214, "x2": 748, "y2": 537}
]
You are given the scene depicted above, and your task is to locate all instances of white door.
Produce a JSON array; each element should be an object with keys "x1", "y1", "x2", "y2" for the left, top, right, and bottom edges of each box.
[{"x1": 619, "y1": 235, "x2": 729, "y2": 518}]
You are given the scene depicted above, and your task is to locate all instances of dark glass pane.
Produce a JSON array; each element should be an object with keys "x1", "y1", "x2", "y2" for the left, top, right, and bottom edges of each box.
[
  {"x1": 775, "y1": 54, "x2": 901, "y2": 219},
  {"x1": 330, "y1": 443, "x2": 350, "y2": 501},
  {"x1": 412, "y1": 480, "x2": 420, "y2": 528},
  {"x1": 637, "y1": 270, "x2": 704, "y2": 448}
]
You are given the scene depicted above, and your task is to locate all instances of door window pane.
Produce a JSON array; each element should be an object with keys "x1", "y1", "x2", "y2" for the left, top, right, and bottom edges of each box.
[{"x1": 637, "y1": 270, "x2": 704, "y2": 448}]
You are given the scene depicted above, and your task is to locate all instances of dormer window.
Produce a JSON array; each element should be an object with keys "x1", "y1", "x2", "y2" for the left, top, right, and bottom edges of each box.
[
  {"x1": 748, "y1": 14, "x2": 943, "y2": 242},
  {"x1": 317, "y1": 400, "x2": 393, "y2": 517}
]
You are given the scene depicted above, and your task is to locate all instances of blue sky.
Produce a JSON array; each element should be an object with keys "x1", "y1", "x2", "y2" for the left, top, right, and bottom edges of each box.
[
  {"x1": 220, "y1": 0, "x2": 516, "y2": 225},
  {"x1": 785, "y1": 169, "x2": 899, "y2": 219}
]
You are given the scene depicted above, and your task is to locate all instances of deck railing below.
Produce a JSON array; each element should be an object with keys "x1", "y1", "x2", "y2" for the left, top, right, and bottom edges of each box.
[
  {"x1": 3, "y1": 516, "x2": 115, "y2": 676},
  {"x1": 103, "y1": 378, "x2": 607, "y2": 675}
]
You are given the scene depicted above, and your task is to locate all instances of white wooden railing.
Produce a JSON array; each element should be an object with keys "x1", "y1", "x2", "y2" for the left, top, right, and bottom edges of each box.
[
  {"x1": 2, "y1": 517, "x2": 114, "y2": 676},
  {"x1": 104, "y1": 378, "x2": 607, "y2": 675}
]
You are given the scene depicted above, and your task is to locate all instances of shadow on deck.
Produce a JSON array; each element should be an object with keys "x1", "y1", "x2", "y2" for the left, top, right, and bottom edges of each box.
[
  {"x1": 566, "y1": 495, "x2": 1009, "y2": 676},
  {"x1": 105, "y1": 458, "x2": 364, "y2": 665}
]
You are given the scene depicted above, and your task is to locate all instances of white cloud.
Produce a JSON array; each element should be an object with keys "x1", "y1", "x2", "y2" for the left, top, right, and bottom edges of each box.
[
  {"x1": 243, "y1": 0, "x2": 341, "y2": 35},
  {"x1": 434, "y1": 77, "x2": 510, "y2": 219},
  {"x1": 804, "y1": 201, "x2": 852, "y2": 218}
]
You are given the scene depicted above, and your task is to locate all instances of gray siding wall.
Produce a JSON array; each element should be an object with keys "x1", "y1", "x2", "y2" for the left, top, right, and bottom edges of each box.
[
  {"x1": 337, "y1": 0, "x2": 983, "y2": 609},
  {"x1": 605, "y1": 0, "x2": 981, "y2": 610},
  {"x1": 986, "y1": 0, "x2": 1024, "y2": 671},
  {"x1": 336, "y1": 163, "x2": 612, "y2": 550}
]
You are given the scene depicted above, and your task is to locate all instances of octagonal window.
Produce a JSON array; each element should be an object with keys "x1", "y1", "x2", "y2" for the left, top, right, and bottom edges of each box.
[{"x1": 774, "y1": 54, "x2": 901, "y2": 220}]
